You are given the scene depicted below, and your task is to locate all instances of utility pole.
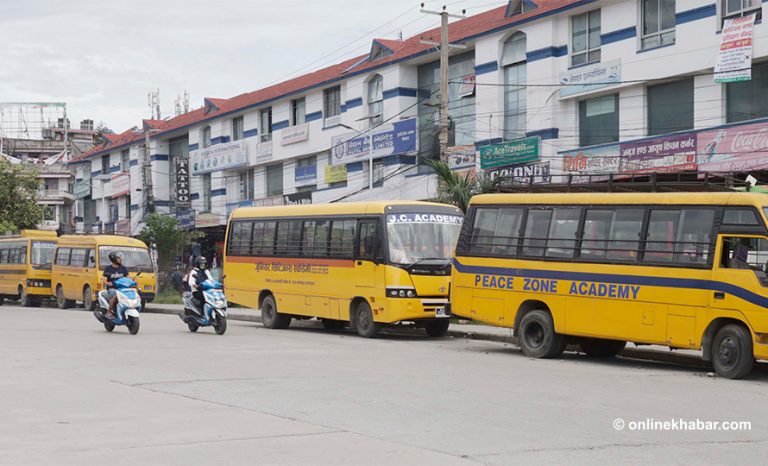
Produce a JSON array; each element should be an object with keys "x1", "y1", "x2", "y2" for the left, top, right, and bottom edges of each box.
[
  {"x1": 143, "y1": 121, "x2": 155, "y2": 214},
  {"x1": 420, "y1": 4, "x2": 466, "y2": 162}
]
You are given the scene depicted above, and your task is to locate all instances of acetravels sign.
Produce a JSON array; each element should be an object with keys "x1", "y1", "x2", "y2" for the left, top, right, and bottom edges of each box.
[{"x1": 479, "y1": 137, "x2": 540, "y2": 170}]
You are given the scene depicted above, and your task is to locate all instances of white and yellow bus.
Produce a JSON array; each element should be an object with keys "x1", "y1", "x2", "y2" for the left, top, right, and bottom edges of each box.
[
  {"x1": 0, "y1": 230, "x2": 57, "y2": 307},
  {"x1": 224, "y1": 201, "x2": 463, "y2": 337},
  {"x1": 450, "y1": 192, "x2": 768, "y2": 379}
]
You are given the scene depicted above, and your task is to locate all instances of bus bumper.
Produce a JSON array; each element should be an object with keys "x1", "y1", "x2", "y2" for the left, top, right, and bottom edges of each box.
[
  {"x1": 753, "y1": 342, "x2": 768, "y2": 361},
  {"x1": 25, "y1": 280, "x2": 52, "y2": 296},
  {"x1": 140, "y1": 293, "x2": 156, "y2": 303},
  {"x1": 380, "y1": 297, "x2": 450, "y2": 323}
]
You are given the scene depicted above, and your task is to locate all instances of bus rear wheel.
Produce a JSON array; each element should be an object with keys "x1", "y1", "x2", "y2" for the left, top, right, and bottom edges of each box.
[
  {"x1": 517, "y1": 309, "x2": 566, "y2": 359},
  {"x1": 354, "y1": 301, "x2": 380, "y2": 338},
  {"x1": 19, "y1": 287, "x2": 40, "y2": 308},
  {"x1": 711, "y1": 324, "x2": 754, "y2": 379},
  {"x1": 579, "y1": 338, "x2": 626, "y2": 358},
  {"x1": 56, "y1": 286, "x2": 75, "y2": 309},
  {"x1": 261, "y1": 295, "x2": 291, "y2": 329}
]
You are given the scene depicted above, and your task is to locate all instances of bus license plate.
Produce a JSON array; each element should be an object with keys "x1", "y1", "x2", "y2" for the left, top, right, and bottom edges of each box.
[
  {"x1": 144, "y1": 285, "x2": 152, "y2": 291},
  {"x1": 435, "y1": 307, "x2": 449, "y2": 318}
]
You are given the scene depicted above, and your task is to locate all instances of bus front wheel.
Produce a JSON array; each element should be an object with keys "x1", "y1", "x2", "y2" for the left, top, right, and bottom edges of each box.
[
  {"x1": 261, "y1": 295, "x2": 291, "y2": 329},
  {"x1": 711, "y1": 324, "x2": 754, "y2": 379},
  {"x1": 517, "y1": 309, "x2": 566, "y2": 359},
  {"x1": 579, "y1": 338, "x2": 626, "y2": 358},
  {"x1": 354, "y1": 301, "x2": 380, "y2": 338},
  {"x1": 425, "y1": 319, "x2": 450, "y2": 338}
]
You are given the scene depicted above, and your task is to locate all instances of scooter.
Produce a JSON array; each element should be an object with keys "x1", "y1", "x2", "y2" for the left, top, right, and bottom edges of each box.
[
  {"x1": 93, "y1": 276, "x2": 142, "y2": 335},
  {"x1": 179, "y1": 278, "x2": 227, "y2": 335}
]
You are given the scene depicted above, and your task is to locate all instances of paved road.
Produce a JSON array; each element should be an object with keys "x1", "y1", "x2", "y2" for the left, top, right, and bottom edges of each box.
[{"x1": 1, "y1": 305, "x2": 767, "y2": 465}]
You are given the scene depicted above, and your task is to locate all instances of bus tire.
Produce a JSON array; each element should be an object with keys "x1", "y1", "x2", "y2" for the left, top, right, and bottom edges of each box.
[
  {"x1": 354, "y1": 301, "x2": 380, "y2": 338},
  {"x1": 425, "y1": 319, "x2": 450, "y2": 337},
  {"x1": 711, "y1": 324, "x2": 754, "y2": 379},
  {"x1": 261, "y1": 295, "x2": 291, "y2": 329},
  {"x1": 56, "y1": 286, "x2": 75, "y2": 309},
  {"x1": 579, "y1": 338, "x2": 626, "y2": 358},
  {"x1": 83, "y1": 286, "x2": 95, "y2": 312},
  {"x1": 19, "y1": 287, "x2": 40, "y2": 308},
  {"x1": 517, "y1": 309, "x2": 566, "y2": 359},
  {"x1": 321, "y1": 319, "x2": 346, "y2": 330}
]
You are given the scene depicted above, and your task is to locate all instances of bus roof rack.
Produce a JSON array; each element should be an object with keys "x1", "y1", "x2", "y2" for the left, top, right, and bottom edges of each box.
[{"x1": 495, "y1": 172, "x2": 755, "y2": 194}]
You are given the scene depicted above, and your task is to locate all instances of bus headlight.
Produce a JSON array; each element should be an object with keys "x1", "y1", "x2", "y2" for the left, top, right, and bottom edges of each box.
[{"x1": 387, "y1": 288, "x2": 417, "y2": 298}]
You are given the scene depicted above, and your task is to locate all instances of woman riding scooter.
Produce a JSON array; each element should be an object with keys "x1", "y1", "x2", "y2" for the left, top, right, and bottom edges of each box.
[{"x1": 188, "y1": 256, "x2": 213, "y2": 313}]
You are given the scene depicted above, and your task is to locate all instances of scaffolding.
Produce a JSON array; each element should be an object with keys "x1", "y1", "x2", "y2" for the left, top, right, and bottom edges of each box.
[{"x1": 0, "y1": 102, "x2": 68, "y2": 160}]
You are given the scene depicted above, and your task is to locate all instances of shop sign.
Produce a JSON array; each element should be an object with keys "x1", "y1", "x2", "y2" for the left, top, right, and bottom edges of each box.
[
  {"x1": 447, "y1": 145, "x2": 477, "y2": 170},
  {"x1": 559, "y1": 59, "x2": 621, "y2": 98},
  {"x1": 196, "y1": 212, "x2": 223, "y2": 228},
  {"x1": 489, "y1": 161, "x2": 550, "y2": 184},
  {"x1": 110, "y1": 173, "x2": 130, "y2": 198},
  {"x1": 698, "y1": 121, "x2": 768, "y2": 173},
  {"x1": 295, "y1": 163, "x2": 317, "y2": 182},
  {"x1": 324, "y1": 164, "x2": 348, "y2": 184},
  {"x1": 561, "y1": 144, "x2": 621, "y2": 182},
  {"x1": 73, "y1": 180, "x2": 91, "y2": 198},
  {"x1": 620, "y1": 133, "x2": 697, "y2": 174},
  {"x1": 175, "y1": 157, "x2": 191, "y2": 208},
  {"x1": 176, "y1": 209, "x2": 195, "y2": 230},
  {"x1": 715, "y1": 15, "x2": 755, "y2": 83},
  {"x1": 281, "y1": 123, "x2": 309, "y2": 145},
  {"x1": 480, "y1": 137, "x2": 540, "y2": 170},
  {"x1": 284, "y1": 191, "x2": 312, "y2": 205},
  {"x1": 255, "y1": 140, "x2": 273, "y2": 162},
  {"x1": 191, "y1": 140, "x2": 247, "y2": 175},
  {"x1": 331, "y1": 118, "x2": 417, "y2": 165}
]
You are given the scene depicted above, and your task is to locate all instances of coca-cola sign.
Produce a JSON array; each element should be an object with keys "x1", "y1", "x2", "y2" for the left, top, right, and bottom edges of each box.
[{"x1": 698, "y1": 121, "x2": 768, "y2": 173}]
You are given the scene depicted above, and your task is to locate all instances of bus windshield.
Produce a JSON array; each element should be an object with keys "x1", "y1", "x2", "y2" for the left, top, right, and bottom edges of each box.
[
  {"x1": 31, "y1": 241, "x2": 56, "y2": 268},
  {"x1": 386, "y1": 213, "x2": 463, "y2": 265},
  {"x1": 98, "y1": 246, "x2": 154, "y2": 272}
]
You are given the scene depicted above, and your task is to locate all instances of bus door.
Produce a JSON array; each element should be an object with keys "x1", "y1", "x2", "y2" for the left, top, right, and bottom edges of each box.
[
  {"x1": 354, "y1": 219, "x2": 383, "y2": 304},
  {"x1": 710, "y1": 235, "x2": 768, "y2": 313}
]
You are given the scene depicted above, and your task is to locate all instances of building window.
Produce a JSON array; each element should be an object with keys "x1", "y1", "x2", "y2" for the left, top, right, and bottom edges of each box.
[
  {"x1": 579, "y1": 94, "x2": 619, "y2": 147},
  {"x1": 571, "y1": 10, "x2": 601, "y2": 67},
  {"x1": 266, "y1": 164, "x2": 283, "y2": 196},
  {"x1": 291, "y1": 98, "x2": 306, "y2": 126},
  {"x1": 232, "y1": 116, "x2": 244, "y2": 141},
  {"x1": 727, "y1": 61, "x2": 768, "y2": 123},
  {"x1": 239, "y1": 169, "x2": 254, "y2": 201},
  {"x1": 202, "y1": 173, "x2": 212, "y2": 212},
  {"x1": 324, "y1": 86, "x2": 341, "y2": 118},
  {"x1": 647, "y1": 78, "x2": 694, "y2": 135},
  {"x1": 43, "y1": 206, "x2": 55, "y2": 221},
  {"x1": 260, "y1": 108, "x2": 273, "y2": 142},
  {"x1": 202, "y1": 126, "x2": 211, "y2": 148},
  {"x1": 368, "y1": 75, "x2": 384, "y2": 127},
  {"x1": 721, "y1": 0, "x2": 762, "y2": 24},
  {"x1": 101, "y1": 155, "x2": 110, "y2": 174},
  {"x1": 642, "y1": 0, "x2": 676, "y2": 49},
  {"x1": 121, "y1": 149, "x2": 130, "y2": 172},
  {"x1": 502, "y1": 32, "x2": 527, "y2": 140},
  {"x1": 109, "y1": 200, "x2": 118, "y2": 222},
  {"x1": 372, "y1": 159, "x2": 384, "y2": 188}
]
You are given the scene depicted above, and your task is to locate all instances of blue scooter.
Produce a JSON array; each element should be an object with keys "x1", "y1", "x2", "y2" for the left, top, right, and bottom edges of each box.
[
  {"x1": 180, "y1": 279, "x2": 227, "y2": 335},
  {"x1": 93, "y1": 276, "x2": 142, "y2": 335}
]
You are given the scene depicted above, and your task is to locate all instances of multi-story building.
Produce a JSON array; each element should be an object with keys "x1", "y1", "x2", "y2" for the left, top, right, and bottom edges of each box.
[{"x1": 72, "y1": 0, "x2": 768, "y2": 243}]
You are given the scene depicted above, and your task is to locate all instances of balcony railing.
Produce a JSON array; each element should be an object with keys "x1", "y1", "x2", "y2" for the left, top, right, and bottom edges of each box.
[{"x1": 38, "y1": 190, "x2": 75, "y2": 201}]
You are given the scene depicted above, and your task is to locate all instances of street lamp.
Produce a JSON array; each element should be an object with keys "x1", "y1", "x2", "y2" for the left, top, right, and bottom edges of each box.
[{"x1": 339, "y1": 123, "x2": 375, "y2": 200}]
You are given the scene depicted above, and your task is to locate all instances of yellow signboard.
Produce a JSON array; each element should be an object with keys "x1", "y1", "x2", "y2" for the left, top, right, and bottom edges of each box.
[{"x1": 324, "y1": 164, "x2": 347, "y2": 184}]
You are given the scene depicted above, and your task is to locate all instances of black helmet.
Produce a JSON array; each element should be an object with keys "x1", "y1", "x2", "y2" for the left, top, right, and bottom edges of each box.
[
  {"x1": 195, "y1": 256, "x2": 207, "y2": 269},
  {"x1": 108, "y1": 251, "x2": 123, "y2": 264}
]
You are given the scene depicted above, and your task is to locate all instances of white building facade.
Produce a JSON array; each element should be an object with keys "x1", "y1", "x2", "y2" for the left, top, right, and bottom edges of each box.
[{"x1": 71, "y1": 0, "x2": 768, "y2": 238}]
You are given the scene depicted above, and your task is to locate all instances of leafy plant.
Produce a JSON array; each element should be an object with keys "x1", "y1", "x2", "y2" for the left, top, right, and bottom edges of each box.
[
  {"x1": 423, "y1": 158, "x2": 507, "y2": 212},
  {"x1": 0, "y1": 158, "x2": 46, "y2": 232},
  {"x1": 137, "y1": 213, "x2": 203, "y2": 273}
]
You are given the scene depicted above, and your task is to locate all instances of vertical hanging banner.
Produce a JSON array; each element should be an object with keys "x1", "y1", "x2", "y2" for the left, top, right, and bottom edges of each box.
[
  {"x1": 714, "y1": 14, "x2": 756, "y2": 83},
  {"x1": 175, "y1": 157, "x2": 191, "y2": 208}
]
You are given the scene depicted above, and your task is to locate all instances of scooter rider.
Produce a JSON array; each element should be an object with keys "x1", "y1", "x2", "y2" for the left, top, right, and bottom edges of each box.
[
  {"x1": 103, "y1": 251, "x2": 129, "y2": 319},
  {"x1": 188, "y1": 256, "x2": 213, "y2": 313}
]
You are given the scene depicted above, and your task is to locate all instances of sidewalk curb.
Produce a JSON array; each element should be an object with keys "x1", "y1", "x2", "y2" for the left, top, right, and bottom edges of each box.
[{"x1": 144, "y1": 306, "x2": 707, "y2": 369}]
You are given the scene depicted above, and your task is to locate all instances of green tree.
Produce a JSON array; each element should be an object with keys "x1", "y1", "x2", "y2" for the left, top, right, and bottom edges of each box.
[
  {"x1": 423, "y1": 159, "x2": 507, "y2": 212},
  {"x1": 0, "y1": 158, "x2": 46, "y2": 233},
  {"x1": 137, "y1": 213, "x2": 203, "y2": 273}
]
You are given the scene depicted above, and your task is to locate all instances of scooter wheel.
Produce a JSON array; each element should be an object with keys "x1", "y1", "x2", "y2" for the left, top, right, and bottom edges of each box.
[
  {"x1": 127, "y1": 316, "x2": 140, "y2": 335},
  {"x1": 214, "y1": 316, "x2": 227, "y2": 335},
  {"x1": 104, "y1": 321, "x2": 115, "y2": 332},
  {"x1": 187, "y1": 322, "x2": 199, "y2": 333}
]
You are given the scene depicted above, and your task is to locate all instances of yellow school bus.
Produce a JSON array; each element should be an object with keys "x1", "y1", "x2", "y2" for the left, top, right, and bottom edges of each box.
[
  {"x1": 225, "y1": 201, "x2": 463, "y2": 337},
  {"x1": 450, "y1": 192, "x2": 768, "y2": 379},
  {"x1": 0, "y1": 230, "x2": 57, "y2": 307},
  {"x1": 51, "y1": 235, "x2": 157, "y2": 310}
]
